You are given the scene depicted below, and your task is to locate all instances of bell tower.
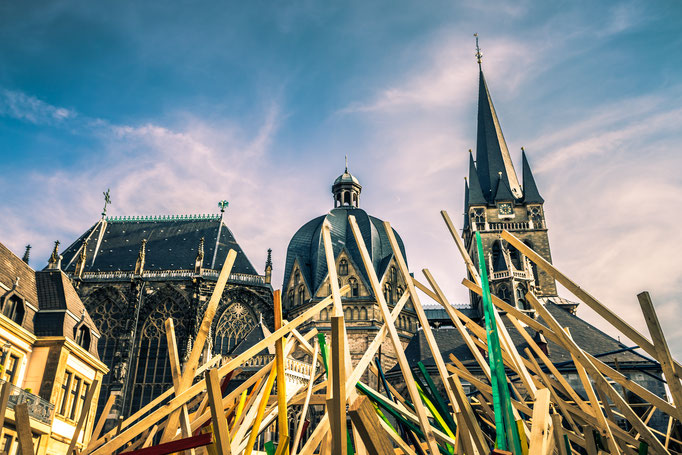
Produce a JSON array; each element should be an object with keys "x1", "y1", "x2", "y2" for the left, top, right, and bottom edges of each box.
[{"x1": 463, "y1": 40, "x2": 558, "y2": 317}]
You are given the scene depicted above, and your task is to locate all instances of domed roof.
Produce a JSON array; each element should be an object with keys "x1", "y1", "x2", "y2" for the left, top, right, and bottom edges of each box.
[
  {"x1": 283, "y1": 207, "x2": 407, "y2": 297},
  {"x1": 333, "y1": 170, "x2": 361, "y2": 186}
]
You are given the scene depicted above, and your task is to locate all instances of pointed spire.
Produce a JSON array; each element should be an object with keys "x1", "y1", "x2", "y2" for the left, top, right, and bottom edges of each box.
[
  {"x1": 47, "y1": 241, "x2": 62, "y2": 270},
  {"x1": 463, "y1": 177, "x2": 470, "y2": 229},
  {"x1": 22, "y1": 245, "x2": 31, "y2": 265},
  {"x1": 494, "y1": 171, "x2": 516, "y2": 202},
  {"x1": 134, "y1": 239, "x2": 147, "y2": 275},
  {"x1": 467, "y1": 151, "x2": 487, "y2": 206},
  {"x1": 264, "y1": 248, "x2": 272, "y2": 285},
  {"x1": 474, "y1": 33, "x2": 483, "y2": 69},
  {"x1": 475, "y1": 67, "x2": 523, "y2": 201},
  {"x1": 521, "y1": 147, "x2": 544, "y2": 203},
  {"x1": 75, "y1": 239, "x2": 89, "y2": 278}
]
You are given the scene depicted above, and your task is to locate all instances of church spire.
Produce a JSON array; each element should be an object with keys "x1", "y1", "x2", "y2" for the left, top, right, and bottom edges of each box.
[
  {"x1": 467, "y1": 150, "x2": 487, "y2": 206},
  {"x1": 474, "y1": 40, "x2": 522, "y2": 202},
  {"x1": 521, "y1": 148, "x2": 544, "y2": 203}
]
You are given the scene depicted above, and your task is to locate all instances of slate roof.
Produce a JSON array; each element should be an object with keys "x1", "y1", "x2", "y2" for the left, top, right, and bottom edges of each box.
[
  {"x1": 59, "y1": 215, "x2": 258, "y2": 275},
  {"x1": 283, "y1": 206, "x2": 407, "y2": 297},
  {"x1": 522, "y1": 149, "x2": 544, "y2": 204},
  {"x1": 0, "y1": 242, "x2": 101, "y2": 359},
  {"x1": 388, "y1": 303, "x2": 658, "y2": 377},
  {"x1": 466, "y1": 153, "x2": 487, "y2": 207}
]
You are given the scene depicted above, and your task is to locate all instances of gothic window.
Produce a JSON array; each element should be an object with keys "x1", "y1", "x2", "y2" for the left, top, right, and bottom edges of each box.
[
  {"x1": 516, "y1": 284, "x2": 529, "y2": 310},
  {"x1": 360, "y1": 307, "x2": 367, "y2": 320},
  {"x1": 294, "y1": 271, "x2": 301, "y2": 285},
  {"x1": 321, "y1": 308, "x2": 328, "y2": 321},
  {"x1": 525, "y1": 240, "x2": 541, "y2": 290},
  {"x1": 352, "y1": 308, "x2": 359, "y2": 320},
  {"x1": 528, "y1": 206, "x2": 543, "y2": 225},
  {"x1": 344, "y1": 307, "x2": 352, "y2": 320},
  {"x1": 2, "y1": 295, "x2": 24, "y2": 325},
  {"x1": 390, "y1": 267, "x2": 397, "y2": 285},
  {"x1": 383, "y1": 283, "x2": 393, "y2": 304},
  {"x1": 497, "y1": 284, "x2": 511, "y2": 303},
  {"x1": 349, "y1": 277, "x2": 358, "y2": 297},
  {"x1": 130, "y1": 289, "x2": 190, "y2": 414},
  {"x1": 287, "y1": 289, "x2": 294, "y2": 306},
  {"x1": 397, "y1": 286, "x2": 404, "y2": 300},
  {"x1": 509, "y1": 245, "x2": 522, "y2": 270},
  {"x1": 471, "y1": 208, "x2": 485, "y2": 228},
  {"x1": 214, "y1": 302, "x2": 258, "y2": 355},
  {"x1": 76, "y1": 326, "x2": 91, "y2": 351},
  {"x1": 339, "y1": 259, "x2": 348, "y2": 276},
  {"x1": 297, "y1": 285, "x2": 305, "y2": 306},
  {"x1": 491, "y1": 241, "x2": 505, "y2": 272}
]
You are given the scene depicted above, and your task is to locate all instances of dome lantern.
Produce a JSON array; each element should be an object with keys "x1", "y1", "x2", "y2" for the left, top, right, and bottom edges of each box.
[{"x1": 332, "y1": 160, "x2": 362, "y2": 208}]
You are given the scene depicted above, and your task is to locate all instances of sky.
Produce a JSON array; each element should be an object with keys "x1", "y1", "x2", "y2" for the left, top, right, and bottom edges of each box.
[{"x1": 1, "y1": 1, "x2": 681, "y2": 355}]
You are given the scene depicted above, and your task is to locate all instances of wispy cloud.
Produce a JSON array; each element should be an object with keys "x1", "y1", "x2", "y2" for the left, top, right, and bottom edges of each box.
[{"x1": 0, "y1": 89, "x2": 76, "y2": 124}]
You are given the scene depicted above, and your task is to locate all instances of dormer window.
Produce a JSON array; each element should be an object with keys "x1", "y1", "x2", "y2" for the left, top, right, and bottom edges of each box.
[
  {"x1": 76, "y1": 326, "x2": 91, "y2": 350},
  {"x1": 2, "y1": 295, "x2": 25, "y2": 325}
]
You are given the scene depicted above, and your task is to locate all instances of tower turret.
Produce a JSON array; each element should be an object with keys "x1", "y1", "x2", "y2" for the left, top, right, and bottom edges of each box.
[{"x1": 332, "y1": 159, "x2": 362, "y2": 208}]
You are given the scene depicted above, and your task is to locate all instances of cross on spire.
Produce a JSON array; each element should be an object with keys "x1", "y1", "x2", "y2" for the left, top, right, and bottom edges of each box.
[
  {"x1": 345, "y1": 155, "x2": 348, "y2": 172},
  {"x1": 474, "y1": 33, "x2": 483, "y2": 68},
  {"x1": 102, "y1": 188, "x2": 111, "y2": 218}
]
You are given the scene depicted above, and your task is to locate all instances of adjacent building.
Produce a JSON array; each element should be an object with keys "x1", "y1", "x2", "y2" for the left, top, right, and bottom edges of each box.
[{"x1": 0, "y1": 242, "x2": 107, "y2": 455}]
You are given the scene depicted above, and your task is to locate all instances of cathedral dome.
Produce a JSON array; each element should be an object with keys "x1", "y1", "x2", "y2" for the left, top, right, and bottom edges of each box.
[{"x1": 283, "y1": 168, "x2": 407, "y2": 305}]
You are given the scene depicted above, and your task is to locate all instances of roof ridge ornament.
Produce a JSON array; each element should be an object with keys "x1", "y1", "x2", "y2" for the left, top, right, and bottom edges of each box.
[
  {"x1": 101, "y1": 188, "x2": 111, "y2": 218},
  {"x1": 219, "y1": 200, "x2": 229, "y2": 214},
  {"x1": 474, "y1": 33, "x2": 483, "y2": 68}
]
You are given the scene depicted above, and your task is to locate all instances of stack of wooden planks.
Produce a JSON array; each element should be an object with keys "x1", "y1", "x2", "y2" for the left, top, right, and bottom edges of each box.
[{"x1": 73, "y1": 210, "x2": 680, "y2": 455}]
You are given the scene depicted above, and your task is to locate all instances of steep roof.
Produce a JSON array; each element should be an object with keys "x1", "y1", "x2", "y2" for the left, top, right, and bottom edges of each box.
[
  {"x1": 466, "y1": 152, "x2": 487, "y2": 207},
  {"x1": 493, "y1": 174, "x2": 516, "y2": 203},
  {"x1": 0, "y1": 242, "x2": 39, "y2": 334},
  {"x1": 522, "y1": 149, "x2": 544, "y2": 204},
  {"x1": 388, "y1": 303, "x2": 657, "y2": 377},
  {"x1": 283, "y1": 207, "x2": 407, "y2": 297},
  {"x1": 475, "y1": 70, "x2": 522, "y2": 202},
  {"x1": 59, "y1": 215, "x2": 258, "y2": 276},
  {"x1": 230, "y1": 320, "x2": 274, "y2": 357}
]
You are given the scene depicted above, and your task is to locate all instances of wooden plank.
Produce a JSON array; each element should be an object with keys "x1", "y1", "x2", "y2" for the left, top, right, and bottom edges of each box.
[
  {"x1": 142, "y1": 425, "x2": 159, "y2": 449},
  {"x1": 67, "y1": 379, "x2": 100, "y2": 455},
  {"x1": 292, "y1": 339, "x2": 319, "y2": 455},
  {"x1": 164, "y1": 318, "x2": 195, "y2": 453},
  {"x1": 464, "y1": 277, "x2": 679, "y2": 421},
  {"x1": 330, "y1": 316, "x2": 347, "y2": 455},
  {"x1": 0, "y1": 380, "x2": 10, "y2": 437},
  {"x1": 87, "y1": 393, "x2": 116, "y2": 450},
  {"x1": 449, "y1": 373, "x2": 489, "y2": 455},
  {"x1": 637, "y1": 291, "x2": 682, "y2": 422},
  {"x1": 348, "y1": 214, "x2": 440, "y2": 455},
  {"x1": 349, "y1": 395, "x2": 396, "y2": 455},
  {"x1": 383, "y1": 224, "x2": 460, "y2": 418},
  {"x1": 501, "y1": 229, "x2": 682, "y2": 379},
  {"x1": 376, "y1": 416, "x2": 417, "y2": 455},
  {"x1": 273, "y1": 290, "x2": 289, "y2": 452},
  {"x1": 15, "y1": 403, "x2": 34, "y2": 455},
  {"x1": 525, "y1": 291, "x2": 669, "y2": 455},
  {"x1": 161, "y1": 249, "x2": 238, "y2": 442},
  {"x1": 243, "y1": 363, "x2": 278, "y2": 455},
  {"x1": 118, "y1": 433, "x2": 213, "y2": 455},
  {"x1": 552, "y1": 414, "x2": 568, "y2": 455},
  {"x1": 206, "y1": 369, "x2": 232, "y2": 455},
  {"x1": 528, "y1": 388, "x2": 551, "y2": 455}
]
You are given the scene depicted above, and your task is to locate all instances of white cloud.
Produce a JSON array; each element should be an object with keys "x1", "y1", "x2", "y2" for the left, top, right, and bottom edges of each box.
[{"x1": 0, "y1": 89, "x2": 76, "y2": 124}]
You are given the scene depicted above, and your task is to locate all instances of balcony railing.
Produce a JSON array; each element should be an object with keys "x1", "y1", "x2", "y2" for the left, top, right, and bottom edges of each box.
[
  {"x1": 472, "y1": 220, "x2": 545, "y2": 232},
  {"x1": 79, "y1": 269, "x2": 266, "y2": 286},
  {"x1": 1, "y1": 378, "x2": 54, "y2": 426}
]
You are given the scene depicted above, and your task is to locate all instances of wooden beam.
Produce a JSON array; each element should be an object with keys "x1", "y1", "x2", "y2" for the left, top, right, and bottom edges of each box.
[
  {"x1": 292, "y1": 339, "x2": 319, "y2": 455},
  {"x1": 348, "y1": 214, "x2": 440, "y2": 454},
  {"x1": 528, "y1": 388, "x2": 551, "y2": 455},
  {"x1": 243, "y1": 363, "x2": 278, "y2": 455},
  {"x1": 164, "y1": 318, "x2": 195, "y2": 452},
  {"x1": 348, "y1": 395, "x2": 396, "y2": 455},
  {"x1": 525, "y1": 291, "x2": 669, "y2": 455},
  {"x1": 161, "y1": 249, "x2": 237, "y2": 442},
  {"x1": 118, "y1": 433, "x2": 213, "y2": 455},
  {"x1": 0, "y1": 380, "x2": 10, "y2": 437},
  {"x1": 87, "y1": 393, "x2": 116, "y2": 450},
  {"x1": 205, "y1": 369, "x2": 232, "y2": 455},
  {"x1": 552, "y1": 413, "x2": 568, "y2": 455},
  {"x1": 637, "y1": 291, "x2": 682, "y2": 422},
  {"x1": 273, "y1": 290, "x2": 289, "y2": 452},
  {"x1": 15, "y1": 403, "x2": 34, "y2": 455},
  {"x1": 67, "y1": 379, "x2": 100, "y2": 455},
  {"x1": 449, "y1": 374, "x2": 489, "y2": 455},
  {"x1": 330, "y1": 316, "x2": 347, "y2": 455},
  {"x1": 501, "y1": 229, "x2": 682, "y2": 379}
]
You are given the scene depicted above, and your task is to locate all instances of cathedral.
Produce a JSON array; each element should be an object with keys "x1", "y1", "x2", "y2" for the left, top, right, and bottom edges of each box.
[{"x1": 56, "y1": 203, "x2": 274, "y2": 427}]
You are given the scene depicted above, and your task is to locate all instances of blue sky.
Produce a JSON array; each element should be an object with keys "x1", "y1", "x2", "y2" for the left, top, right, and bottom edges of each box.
[{"x1": 1, "y1": 1, "x2": 681, "y2": 354}]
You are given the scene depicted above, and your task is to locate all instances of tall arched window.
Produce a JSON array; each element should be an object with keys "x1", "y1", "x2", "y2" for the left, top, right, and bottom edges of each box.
[
  {"x1": 352, "y1": 193, "x2": 358, "y2": 207},
  {"x1": 352, "y1": 308, "x2": 359, "y2": 320},
  {"x1": 349, "y1": 277, "x2": 358, "y2": 297},
  {"x1": 525, "y1": 240, "x2": 541, "y2": 290},
  {"x1": 339, "y1": 259, "x2": 348, "y2": 276},
  {"x1": 297, "y1": 285, "x2": 305, "y2": 306},
  {"x1": 384, "y1": 283, "x2": 393, "y2": 304},
  {"x1": 390, "y1": 267, "x2": 397, "y2": 285},
  {"x1": 396, "y1": 286, "x2": 404, "y2": 300},
  {"x1": 344, "y1": 307, "x2": 352, "y2": 320},
  {"x1": 321, "y1": 308, "x2": 328, "y2": 321},
  {"x1": 509, "y1": 244, "x2": 522, "y2": 270},
  {"x1": 287, "y1": 289, "x2": 294, "y2": 306},
  {"x1": 492, "y1": 241, "x2": 505, "y2": 272},
  {"x1": 516, "y1": 284, "x2": 529, "y2": 310},
  {"x1": 360, "y1": 307, "x2": 367, "y2": 320},
  {"x1": 343, "y1": 191, "x2": 350, "y2": 205},
  {"x1": 214, "y1": 302, "x2": 257, "y2": 355}
]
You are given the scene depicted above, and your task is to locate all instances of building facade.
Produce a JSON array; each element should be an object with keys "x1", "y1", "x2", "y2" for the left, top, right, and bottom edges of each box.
[
  {"x1": 57, "y1": 205, "x2": 273, "y2": 429},
  {"x1": 0, "y1": 242, "x2": 107, "y2": 455},
  {"x1": 282, "y1": 168, "x2": 418, "y2": 376}
]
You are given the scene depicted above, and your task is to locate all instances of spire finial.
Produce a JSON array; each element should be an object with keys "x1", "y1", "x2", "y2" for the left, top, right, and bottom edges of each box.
[
  {"x1": 474, "y1": 33, "x2": 482, "y2": 68},
  {"x1": 218, "y1": 200, "x2": 229, "y2": 213},
  {"x1": 22, "y1": 245, "x2": 31, "y2": 265},
  {"x1": 345, "y1": 155, "x2": 348, "y2": 173},
  {"x1": 102, "y1": 188, "x2": 111, "y2": 218}
]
